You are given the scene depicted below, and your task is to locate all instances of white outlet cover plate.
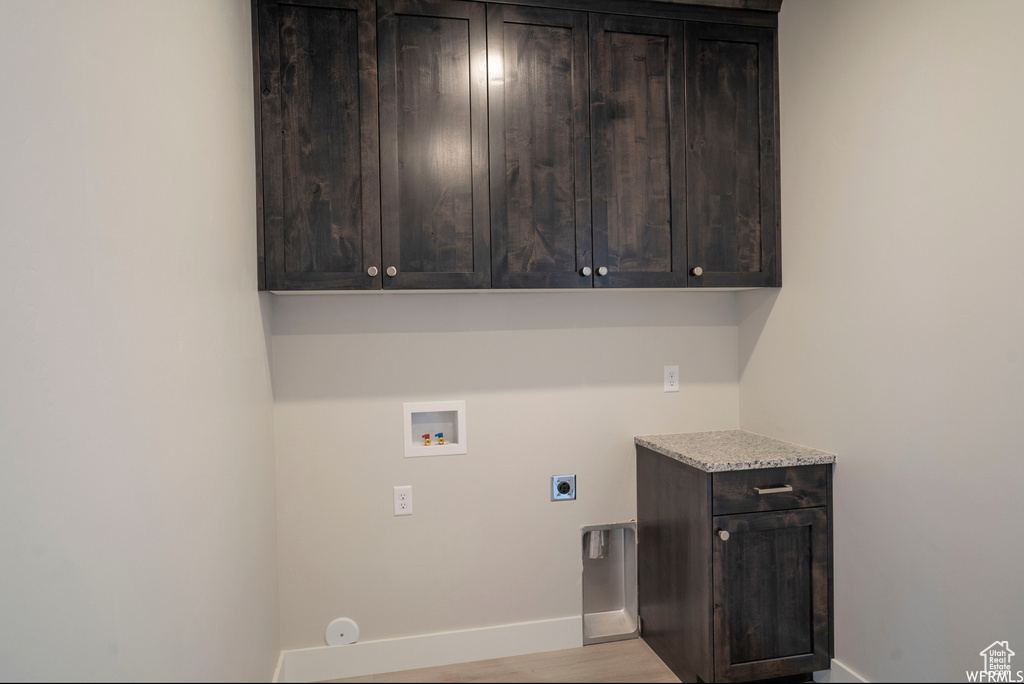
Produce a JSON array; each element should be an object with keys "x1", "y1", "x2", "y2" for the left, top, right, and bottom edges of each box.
[
  {"x1": 325, "y1": 617, "x2": 360, "y2": 646},
  {"x1": 664, "y1": 365, "x2": 679, "y2": 392},
  {"x1": 394, "y1": 485, "x2": 413, "y2": 516}
]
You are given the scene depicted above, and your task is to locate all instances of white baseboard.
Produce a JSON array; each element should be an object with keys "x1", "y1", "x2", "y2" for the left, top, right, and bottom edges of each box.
[
  {"x1": 815, "y1": 659, "x2": 869, "y2": 683},
  {"x1": 277, "y1": 616, "x2": 583, "y2": 682},
  {"x1": 274, "y1": 621, "x2": 864, "y2": 684}
]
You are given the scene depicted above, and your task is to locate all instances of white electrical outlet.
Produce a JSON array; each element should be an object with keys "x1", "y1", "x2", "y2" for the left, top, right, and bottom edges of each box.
[
  {"x1": 394, "y1": 485, "x2": 413, "y2": 516},
  {"x1": 664, "y1": 365, "x2": 679, "y2": 392}
]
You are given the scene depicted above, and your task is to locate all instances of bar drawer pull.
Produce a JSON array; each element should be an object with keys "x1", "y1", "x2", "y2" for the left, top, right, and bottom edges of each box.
[{"x1": 754, "y1": 485, "x2": 794, "y2": 495}]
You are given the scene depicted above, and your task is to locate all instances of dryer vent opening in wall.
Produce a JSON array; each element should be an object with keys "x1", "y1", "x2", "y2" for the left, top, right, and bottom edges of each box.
[{"x1": 582, "y1": 522, "x2": 638, "y2": 645}]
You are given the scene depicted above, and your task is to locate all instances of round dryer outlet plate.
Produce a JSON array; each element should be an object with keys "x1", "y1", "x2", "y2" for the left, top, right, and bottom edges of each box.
[
  {"x1": 552, "y1": 474, "x2": 576, "y2": 501},
  {"x1": 325, "y1": 617, "x2": 360, "y2": 646}
]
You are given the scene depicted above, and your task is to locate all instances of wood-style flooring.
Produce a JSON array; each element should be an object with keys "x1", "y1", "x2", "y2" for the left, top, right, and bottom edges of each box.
[{"x1": 328, "y1": 638, "x2": 680, "y2": 683}]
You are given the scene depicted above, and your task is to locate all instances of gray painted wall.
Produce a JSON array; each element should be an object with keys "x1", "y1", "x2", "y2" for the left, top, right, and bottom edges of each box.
[
  {"x1": 0, "y1": 1, "x2": 280, "y2": 679},
  {"x1": 740, "y1": 1, "x2": 1024, "y2": 680},
  {"x1": 271, "y1": 292, "x2": 739, "y2": 648}
]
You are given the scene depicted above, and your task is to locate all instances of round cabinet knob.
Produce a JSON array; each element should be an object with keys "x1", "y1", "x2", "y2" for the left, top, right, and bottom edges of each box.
[
  {"x1": 367, "y1": 266, "x2": 378, "y2": 277},
  {"x1": 386, "y1": 266, "x2": 397, "y2": 277},
  {"x1": 580, "y1": 266, "x2": 592, "y2": 277},
  {"x1": 597, "y1": 266, "x2": 608, "y2": 276},
  {"x1": 718, "y1": 530, "x2": 730, "y2": 541},
  {"x1": 691, "y1": 266, "x2": 704, "y2": 277}
]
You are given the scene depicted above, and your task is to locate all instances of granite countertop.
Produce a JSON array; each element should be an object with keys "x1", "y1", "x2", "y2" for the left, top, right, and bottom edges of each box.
[{"x1": 634, "y1": 430, "x2": 836, "y2": 473}]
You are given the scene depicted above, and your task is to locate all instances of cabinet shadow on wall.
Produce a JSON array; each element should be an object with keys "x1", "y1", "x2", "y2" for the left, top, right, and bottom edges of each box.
[
  {"x1": 269, "y1": 291, "x2": 743, "y2": 400},
  {"x1": 272, "y1": 291, "x2": 738, "y2": 334},
  {"x1": 737, "y1": 288, "x2": 781, "y2": 377}
]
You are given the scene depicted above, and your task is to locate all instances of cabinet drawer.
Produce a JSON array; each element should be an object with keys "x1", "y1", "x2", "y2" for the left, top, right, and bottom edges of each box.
[{"x1": 712, "y1": 465, "x2": 827, "y2": 515}]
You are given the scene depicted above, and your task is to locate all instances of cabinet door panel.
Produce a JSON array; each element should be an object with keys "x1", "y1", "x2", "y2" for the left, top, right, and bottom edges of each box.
[
  {"x1": 685, "y1": 22, "x2": 779, "y2": 287},
  {"x1": 713, "y1": 508, "x2": 830, "y2": 682},
  {"x1": 590, "y1": 14, "x2": 687, "y2": 288},
  {"x1": 258, "y1": 0, "x2": 381, "y2": 290},
  {"x1": 378, "y1": 0, "x2": 489, "y2": 288},
  {"x1": 488, "y1": 6, "x2": 591, "y2": 288}
]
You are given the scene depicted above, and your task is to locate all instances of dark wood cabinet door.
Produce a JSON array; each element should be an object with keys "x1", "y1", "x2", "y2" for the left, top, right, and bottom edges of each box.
[
  {"x1": 685, "y1": 22, "x2": 779, "y2": 287},
  {"x1": 377, "y1": 0, "x2": 490, "y2": 289},
  {"x1": 590, "y1": 14, "x2": 687, "y2": 288},
  {"x1": 257, "y1": 0, "x2": 381, "y2": 290},
  {"x1": 712, "y1": 507, "x2": 830, "y2": 682},
  {"x1": 487, "y1": 6, "x2": 591, "y2": 289}
]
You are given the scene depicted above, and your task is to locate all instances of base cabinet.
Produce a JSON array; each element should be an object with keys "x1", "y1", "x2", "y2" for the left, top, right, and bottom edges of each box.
[
  {"x1": 636, "y1": 446, "x2": 833, "y2": 683},
  {"x1": 713, "y1": 507, "x2": 830, "y2": 681}
]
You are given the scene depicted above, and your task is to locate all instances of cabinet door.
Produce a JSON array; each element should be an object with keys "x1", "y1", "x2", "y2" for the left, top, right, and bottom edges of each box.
[
  {"x1": 258, "y1": 0, "x2": 381, "y2": 290},
  {"x1": 685, "y1": 22, "x2": 779, "y2": 287},
  {"x1": 378, "y1": 0, "x2": 490, "y2": 289},
  {"x1": 488, "y1": 6, "x2": 591, "y2": 289},
  {"x1": 712, "y1": 507, "x2": 830, "y2": 682},
  {"x1": 590, "y1": 15, "x2": 687, "y2": 288}
]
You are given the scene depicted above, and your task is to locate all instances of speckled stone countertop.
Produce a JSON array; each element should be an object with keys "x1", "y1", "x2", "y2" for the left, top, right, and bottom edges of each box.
[{"x1": 634, "y1": 430, "x2": 836, "y2": 473}]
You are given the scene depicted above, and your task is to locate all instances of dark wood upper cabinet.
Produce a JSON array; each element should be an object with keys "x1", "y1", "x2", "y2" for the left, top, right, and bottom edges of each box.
[
  {"x1": 590, "y1": 14, "x2": 688, "y2": 288},
  {"x1": 377, "y1": 0, "x2": 490, "y2": 289},
  {"x1": 487, "y1": 5, "x2": 592, "y2": 289},
  {"x1": 685, "y1": 21, "x2": 780, "y2": 287},
  {"x1": 257, "y1": 0, "x2": 381, "y2": 290},
  {"x1": 253, "y1": 0, "x2": 783, "y2": 291}
]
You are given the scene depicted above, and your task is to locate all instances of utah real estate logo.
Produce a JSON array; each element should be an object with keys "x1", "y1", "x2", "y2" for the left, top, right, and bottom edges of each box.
[{"x1": 968, "y1": 641, "x2": 1023, "y2": 682}]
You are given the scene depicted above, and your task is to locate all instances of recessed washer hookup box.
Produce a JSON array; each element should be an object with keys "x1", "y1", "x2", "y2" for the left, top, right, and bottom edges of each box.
[{"x1": 403, "y1": 400, "x2": 467, "y2": 458}]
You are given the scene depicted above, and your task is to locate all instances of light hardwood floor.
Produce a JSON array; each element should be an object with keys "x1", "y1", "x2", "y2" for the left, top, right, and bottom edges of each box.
[{"x1": 328, "y1": 638, "x2": 680, "y2": 683}]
